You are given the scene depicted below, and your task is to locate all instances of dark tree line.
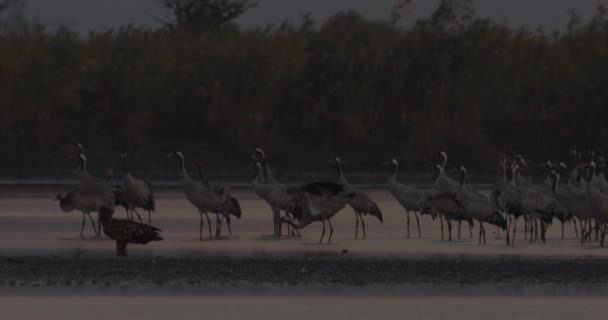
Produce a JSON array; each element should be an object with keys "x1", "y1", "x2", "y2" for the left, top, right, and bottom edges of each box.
[{"x1": 0, "y1": 0, "x2": 607, "y2": 175}]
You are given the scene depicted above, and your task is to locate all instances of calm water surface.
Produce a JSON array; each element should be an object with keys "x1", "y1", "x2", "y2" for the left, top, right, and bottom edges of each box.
[{"x1": 0, "y1": 191, "x2": 603, "y2": 257}]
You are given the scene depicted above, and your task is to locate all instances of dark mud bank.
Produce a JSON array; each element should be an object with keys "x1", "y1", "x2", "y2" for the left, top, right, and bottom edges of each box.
[{"x1": 1, "y1": 256, "x2": 608, "y2": 289}]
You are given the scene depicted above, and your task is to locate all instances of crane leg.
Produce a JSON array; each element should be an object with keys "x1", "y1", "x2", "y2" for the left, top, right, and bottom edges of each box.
[
  {"x1": 88, "y1": 214, "x2": 97, "y2": 237},
  {"x1": 327, "y1": 219, "x2": 334, "y2": 244},
  {"x1": 198, "y1": 211, "x2": 204, "y2": 240},
  {"x1": 226, "y1": 216, "x2": 233, "y2": 236},
  {"x1": 512, "y1": 216, "x2": 518, "y2": 246},
  {"x1": 581, "y1": 220, "x2": 586, "y2": 246},
  {"x1": 440, "y1": 213, "x2": 444, "y2": 241},
  {"x1": 215, "y1": 213, "x2": 222, "y2": 238},
  {"x1": 355, "y1": 213, "x2": 359, "y2": 239},
  {"x1": 148, "y1": 210, "x2": 152, "y2": 226},
  {"x1": 524, "y1": 216, "x2": 528, "y2": 240},
  {"x1": 406, "y1": 210, "x2": 410, "y2": 239},
  {"x1": 574, "y1": 218, "x2": 579, "y2": 239},
  {"x1": 561, "y1": 220, "x2": 565, "y2": 240},
  {"x1": 320, "y1": 220, "x2": 326, "y2": 244},
  {"x1": 97, "y1": 212, "x2": 101, "y2": 239},
  {"x1": 529, "y1": 219, "x2": 534, "y2": 244},
  {"x1": 458, "y1": 220, "x2": 461, "y2": 239},
  {"x1": 80, "y1": 214, "x2": 86, "y2": 239},
  {"x1": 271, "y1": 207, "x2": 278, "y2": 237},
  {"x1": 478, "y1": 221, "x2": 482, "y2": 245},
  {"x1": 277, "y1": 209, "x2": 282, "y2": 238},
  {"x1": 415, "y1": 212, "x2": 421, "y2": 239},
  {"x1": 505, "y1": 215, "x2": 511, "y2": 246},
  {"x1": 469, "y1": 221, "x2": 473, "y2": 239},
  {"x1": 497, "y1": 213, "x2": 503, "y2": 239},
  {"x1": 361, "y1": 214, "x2": 366, "y2": 239},
  {"x1": 132, "y1": 209, "x2": 143, "y2": 223},
  {"x1": 483, "y1": 223, "x2": 486, "y2": 245},
  {"x1": 291, "y1": 217, "x2": 301, "y2": 236},
  {"x1": 116, "y1": 241, "x2": 127, "y2": 257},
  {"x1": 447, "y1": 219, "x2": 452, "y2": 242},
  {"x1": 205, "y1": 213, "x2": 212, "y2": 238}
]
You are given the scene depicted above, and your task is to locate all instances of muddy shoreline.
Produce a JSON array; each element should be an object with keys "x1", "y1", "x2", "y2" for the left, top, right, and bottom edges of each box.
[{"x1": 1, "y1": 256, "x2": 607, "y2": 290}]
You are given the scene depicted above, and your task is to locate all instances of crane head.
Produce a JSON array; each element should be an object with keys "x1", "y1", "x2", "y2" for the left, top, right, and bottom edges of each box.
[
  {"x1": 74, "y1": 143, "x2": 84, "y2": 153},
  {"x1": 252, "y1": 147, "x2": 266, "y2": 160},
  {"x1": 167, "y1": 151, "x2": 183, "y2": 159},
  {"x1": 250, "y1": 161, "x2": 262, "y2": 178}
]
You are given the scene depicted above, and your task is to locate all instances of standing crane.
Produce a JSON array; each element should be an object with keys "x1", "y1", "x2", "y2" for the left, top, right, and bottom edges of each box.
[
  {"x1": 330, "y1": 157, "x2": 382, "y2": 239},
  {"x1": 280, "y1": 182, "x2": 356, "y2": 244},
  {"x1": 384, "y1": 158, "x2": 433, "y2": 239},
  {"x1": 119, "y1": 153, "x2": 155, "y2": 225}
]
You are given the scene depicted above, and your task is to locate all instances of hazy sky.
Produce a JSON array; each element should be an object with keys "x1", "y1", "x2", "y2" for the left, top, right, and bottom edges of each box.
[{"x1": 16, "y1": 0, "x2": 608, "y2": 32}]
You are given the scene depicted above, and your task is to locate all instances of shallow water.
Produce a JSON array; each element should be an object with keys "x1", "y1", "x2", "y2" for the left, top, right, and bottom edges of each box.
[
  {"x1": 2, "y1": 189, "x2": 608, "y2": 318},
  {"x1": 0, "y1": 190, "x2": 602, "y2": 258},
  {"x1": 1, "y1": 296, "x2": 607, "y2": 320}
]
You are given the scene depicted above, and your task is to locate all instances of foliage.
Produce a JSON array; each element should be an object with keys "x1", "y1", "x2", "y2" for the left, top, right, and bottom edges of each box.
[
  {"x1": 1, "y1": 0, "x2": 608, "y2": 172},
  {"x1": 157, "y1": 0, "x2": 258, "y2": 32}
]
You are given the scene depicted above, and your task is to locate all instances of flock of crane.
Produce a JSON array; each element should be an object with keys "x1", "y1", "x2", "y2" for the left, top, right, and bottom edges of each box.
[{"x1": 55, "y1": 144, "x2": 608, "y2": 255}]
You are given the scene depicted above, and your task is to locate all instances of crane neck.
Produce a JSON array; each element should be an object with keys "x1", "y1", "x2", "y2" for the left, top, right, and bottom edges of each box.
[
  {"x1": 459, "y1": 170, "x2": 467, "y2": 187},
  {"x1": 261, "y1": 160, "x2": 277, "y2": 183},
  {"x1": 390, "y1": 163, "x2": 398, "y2": 177},
  {"x1": 434, "y1": 167, "x2": 443, "y2": 185},
  {"x1": 387, "y1": 163, "x2": 398, "y2": 187},
  {"x1": 78, "y1": 155, "x2": 88, "y2": 174},
  {"x1": 551, "y1": 173, "x2": 559, "y2": 192},
  {"x1": 197, "y1": 164, "x2": 211, "y2": 188},
  {"x1": 441, "y1": 154, "x2": 448, "y2": 170},
  {"x1": 122, "y1": 156, "x2": 129, "y2": 174},
  {"x1": 335, "y1": 162, "x2": 345, "y2": 180},
  {"x1": 176, "y1": 155, "x2": 190, "y2": 181}
]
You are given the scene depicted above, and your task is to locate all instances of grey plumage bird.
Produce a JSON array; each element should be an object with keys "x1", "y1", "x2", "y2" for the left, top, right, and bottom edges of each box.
[
  {"x1": 582, "y1": 162, "x2": 608, "y2": 246},
  {"x1": 436, "y1": 152, "x2": 475, "y2": 239},
  {"x1": 252, "y1": 148, "x2": 299, "y2": 237},
  {"x1": 55, "y1": 186, "x2": 115, "y2": 239},
  {"x1": 500, "y1": 163, "x2": 564, "y2": 245},
  {"x1": 169, "y1": 151, "x2": 227, "y2": 240},
  {"x1": 119, "y1": 153, "x2": 155, "y2": 225},
  {"x1": 457, "y1": 166, "x2": 507, "y2": 245},
  {"x1": 281, "y1": 181, "x2": 357, "y2": 244},
  {"x1": 330, "y1": 157, "x2": 382, "y2": 239},
  {"x1": 73, "y1": 146, "x2": 113, "y2": 193},
  {"x1": 73, "y1": 150, "x2": 114, "y2": 238},
  {"x1": 195, "y1": 161, "x2": 241, "y2": 236},
  {"x1": 434, "y1": 163, "x2": 474, "y2": 241},
  {"x1": 384, "y1": 158, "x2": 433, "y2": 239}
]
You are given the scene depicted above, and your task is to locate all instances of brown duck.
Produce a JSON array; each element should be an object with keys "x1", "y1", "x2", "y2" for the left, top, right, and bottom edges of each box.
[{"x1": 98, "y1": 207, "x2": 163, "y2": 256}]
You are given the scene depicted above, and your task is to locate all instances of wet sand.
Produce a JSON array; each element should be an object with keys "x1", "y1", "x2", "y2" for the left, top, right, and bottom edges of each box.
[
  {"x1": 1, "y1": 296, "x2": 607, "y2": 320},
  {"x1": 1, "y1": 190, "x2": 608, "y2": 295},
  {"x1": 0, "y1": 190, "x2": 601, "y2": 257},
  {"x1": 2, "y1": 189, "x2": 608, "y2": 318}
]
